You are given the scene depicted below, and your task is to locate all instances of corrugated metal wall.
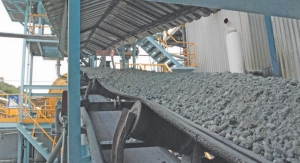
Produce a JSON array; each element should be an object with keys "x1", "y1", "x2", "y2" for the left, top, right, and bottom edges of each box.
[
  {"x1": 272, "y1": 17, "x2": 300, "y2": 79},
  {"x1": 186, "y1": 10, "x2": 300, "y2": 80}
]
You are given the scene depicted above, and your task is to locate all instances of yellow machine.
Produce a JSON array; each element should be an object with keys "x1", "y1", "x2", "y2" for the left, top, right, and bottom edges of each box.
[{"x1": 46, "y1": 73, "x2": 67, "y2": 115}]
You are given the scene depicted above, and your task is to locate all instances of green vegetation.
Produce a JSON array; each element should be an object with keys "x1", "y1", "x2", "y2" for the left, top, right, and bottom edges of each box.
[{"x1": 0, "y1": 81, "x2": 19, "y2": 94}]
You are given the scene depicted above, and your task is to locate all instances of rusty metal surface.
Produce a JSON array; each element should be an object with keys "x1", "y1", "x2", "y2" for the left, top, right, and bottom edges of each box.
[{"x1": 43, "y1": 0, "x2": 219, "y2": 54}]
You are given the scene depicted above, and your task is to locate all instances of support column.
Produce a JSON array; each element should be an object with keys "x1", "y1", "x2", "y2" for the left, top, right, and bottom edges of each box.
[
  {"x1": 103, "y1": 56, "x2": 107, "y2": 67},
  {"x1": 37, "y1": 2, "x2": 43, "y2": 35},
  {"x1": 121, "y1": 41, "x2": 125, "y2": 69},
  {"x1": 17, "y1": 132, "x2": 23, "y2": 163},
  {"x1": 89, "y1": 56, "x2": 95, "y2": 68},
  {"x1": 19, "y1": 0, "x2": 29, "y2": 122},
  {"x1": 23, "y1": 139, "x2": 30, "y2": 163},
  {"x1": 29, "y1": 55, "x2": 33, "y2": 92},
  {"x1": 132, "y1": 44, "x2": 137, "y2": 69},
  {"x1": 68, "y1": 0, "x2": 81, "y2": 162},
  {"x1": 264, "y1": 15, "x2": 281, "y2": 77}
]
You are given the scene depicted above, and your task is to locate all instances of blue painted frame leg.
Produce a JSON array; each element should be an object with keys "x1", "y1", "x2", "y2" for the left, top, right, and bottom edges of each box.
[
  {"x1": 23, "y1": 139, "x2": 30, "y2": 163},
  {"x1": 264, "y1": 15, "x2": 281, "y2": 77},
  {"x1": 19, "y1": 0, "x2": 29, "y2": 122},
  {"x1": 132, "y1": 44, "x2": 137, "y2": 69},
  {"x1": 121, "y1": 41, "x2": 125, "y2": 69},
  {"x1": 68, "y1": 0, "x2": 81, "y2": 162},
  {"x1": 17, "y1": 132, "x2": 23, "y2": 163},
  {"x1": 90, "y1": 56, "x2": 95, "y2": 68},
  {"x1": 103, "y1": 56, "x2": 107, "y2": 68}
]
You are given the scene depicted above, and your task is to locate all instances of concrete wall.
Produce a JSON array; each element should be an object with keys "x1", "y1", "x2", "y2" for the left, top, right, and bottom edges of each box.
[{"x1": 0, "y1": 132, "x2": 18, "y2": 161}]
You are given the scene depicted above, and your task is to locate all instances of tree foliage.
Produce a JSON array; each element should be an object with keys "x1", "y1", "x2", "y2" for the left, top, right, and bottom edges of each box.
[{"x1": 0, "y1": 82, "x2": 19, "y2": 94}]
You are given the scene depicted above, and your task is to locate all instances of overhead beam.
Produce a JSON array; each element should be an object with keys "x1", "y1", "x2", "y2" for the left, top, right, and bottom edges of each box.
[
  {"x1": 83, "y1": 0, "x2": 120, "y2": 49},
  {"x1": 0, "y1": 32, "x2": 58, "y2": 40},
  {"x1": 144, "y1": 0, "x2": 300, "y2": 19}
]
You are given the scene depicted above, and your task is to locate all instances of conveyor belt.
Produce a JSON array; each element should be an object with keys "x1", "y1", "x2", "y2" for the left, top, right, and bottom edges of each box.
[
  {"x1": 87, "y1": 111, "x2": 180, "y2": 163},
  {"x1": 80, "y1": 70, "x2": 271, "y2": 163}
]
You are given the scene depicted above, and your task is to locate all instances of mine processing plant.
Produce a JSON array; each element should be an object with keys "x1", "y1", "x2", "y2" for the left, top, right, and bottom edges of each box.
[{"x1": 1, "y1": 0, "x2": 300, "y2": 163}]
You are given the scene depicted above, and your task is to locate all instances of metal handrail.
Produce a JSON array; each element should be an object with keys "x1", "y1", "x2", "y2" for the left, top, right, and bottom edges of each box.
[
  {"x1": 21, "y1": 107, "x2": 56, "y2": 146},
  {"x1": 0, "y1": 94, "x2": 56, "y2": 149},
  {"x1": 165, "y1": 31, "x2": 197, "y2": 67},
  {"x1": 22, "y1": 94, "x2": 52, "y2": 124},
  {"x1": 118, "y1": 63, "x2": 172, "y2": 72}
]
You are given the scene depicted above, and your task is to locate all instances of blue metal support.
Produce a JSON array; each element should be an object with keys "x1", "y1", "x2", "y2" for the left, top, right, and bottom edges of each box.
[
  {"x1": 17, "y1": 132, "x2": 23, "y2": 163},
  {"x1": 19, "y1": 0, "x2": 29, "y2": 123},
  {"x1": 23, "y1": 123, "x2": 51, "y2": 129},
  {"x1": 124, "y1": 57, "x2": 129, "y2": 69},
  {"x1": 121, "y1": 41, "x2": 125, "y2": 69},
  {"x1": 24, "y1": 85, "x2": 67, "y2": 89},
  {"x1": 30, "y1": 93, "x2": 62, "y2": 97},
  {"x1": 132, "y1": 44, "x2": 137, "y2": 69},
  {"x1": 90, "y1": 56, "x2": 95, "y2": 67},
  {"x1": 145, "y1": 0, "x2": 300, "y2": 19},
  {"x1": 28, "y1": 53, "x2": 34, "y2": 109},
  {"x1": 37, "y1": 2, "x2": 43, "y2": 35},
  {"x1": 26, "y1": 39, "x2": 59, "y2": 43},
  {"x1": 23, "y1": 139, "x2": 29, "y2": 163},
  {"x1": 103, "y1": 56, "x2": 106, "y2": 68},
  {"x1": 264, "y1": 15, "x2": 281, "y2": 77},
  {"x1": 68, "y1": 0, "x2": 81, "y2": 162}
]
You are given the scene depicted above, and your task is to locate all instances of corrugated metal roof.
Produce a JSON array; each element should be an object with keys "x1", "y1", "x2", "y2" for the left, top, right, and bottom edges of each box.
[{"x1": 43, "y1": 0, "x2": 218, "y2": 54}]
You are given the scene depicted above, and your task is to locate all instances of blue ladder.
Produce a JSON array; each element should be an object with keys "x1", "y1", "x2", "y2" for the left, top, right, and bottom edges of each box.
[{"x1": 138, "y1": 36, "x2": 196, "y2": 72}]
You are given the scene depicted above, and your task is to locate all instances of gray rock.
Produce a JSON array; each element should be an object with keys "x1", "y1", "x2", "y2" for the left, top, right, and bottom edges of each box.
[
  {"x1": 252, "y1": 144, "x2": 263, "y2": 154},
  {"x1": 266, "y1": 123, "x2": 277, "y2": 130},
  {"x1": 264, "y1": 153, "x2": 274, "y2": 161},
  {"x1": 286, "y1": 158, "x2": 299, "y2": 163},
  {"x1": 82, "y1": 68, "x2": 300, "y2": 162}
]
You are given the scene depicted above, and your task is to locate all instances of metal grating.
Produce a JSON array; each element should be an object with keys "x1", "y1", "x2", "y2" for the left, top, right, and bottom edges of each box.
[{"x1": 43, "y1": 0, "x2": 219, "y2": 54}]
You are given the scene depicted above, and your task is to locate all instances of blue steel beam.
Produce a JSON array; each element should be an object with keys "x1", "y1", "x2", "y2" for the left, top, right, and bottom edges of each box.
[
  {"x1": 17, "y1": 132, "x2": 23, "y2": 163},
  {"x1": 24, "y1": 85, "x2": 67, "y2": 89},
  {"x1": 145, "y1": 0, "x2": 300, "y2": 19},
  {"x1": 68, "y1": 0, "x2": 81, "y2": 162},
  {"x1": 264, "y1": 15, "x2": 281, "y2": 77},
  {"x1": 19, "y1": 0, "x2": 29, "y2": 123},
  {"x1": 31, "y1": 93, "x2": 62, "y2": 97},
  {"x1": 121, "y1": 41, "x2": 125, "y2": 68},
  {"x1": 132, "y1": 44, "x2": 137, "y2": 69}
]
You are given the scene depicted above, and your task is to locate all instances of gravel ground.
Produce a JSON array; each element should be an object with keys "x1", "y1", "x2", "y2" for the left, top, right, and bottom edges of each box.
[{"x1": 82, "y1": 67, "x2": 300, "y2": 163}]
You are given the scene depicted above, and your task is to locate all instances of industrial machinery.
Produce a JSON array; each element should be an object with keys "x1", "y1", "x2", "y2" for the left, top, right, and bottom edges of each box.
[{"x1": 1, "y1": 0, "x2": 300, "y2": 162}]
